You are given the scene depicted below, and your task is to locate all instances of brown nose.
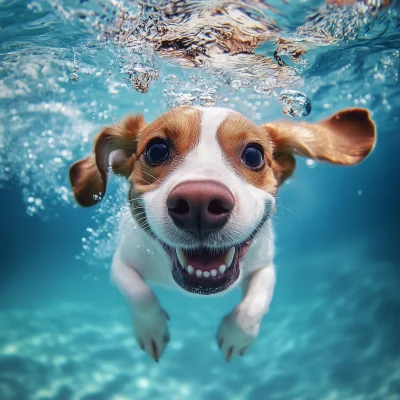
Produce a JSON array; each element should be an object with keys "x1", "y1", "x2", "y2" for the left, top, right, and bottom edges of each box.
[{"x1": 167, "y1": 180, "x2": 235, "y2": 235}]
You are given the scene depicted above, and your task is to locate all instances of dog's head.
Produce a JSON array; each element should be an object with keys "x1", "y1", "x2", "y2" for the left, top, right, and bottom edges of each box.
[{"x1": 69, "y1": 106, "x2": 375, "y2": 295}]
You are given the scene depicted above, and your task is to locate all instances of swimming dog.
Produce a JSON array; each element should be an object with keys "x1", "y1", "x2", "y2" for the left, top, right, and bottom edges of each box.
[{"x1": 69, "y1": 106, "x2": 375, "y2": 362}]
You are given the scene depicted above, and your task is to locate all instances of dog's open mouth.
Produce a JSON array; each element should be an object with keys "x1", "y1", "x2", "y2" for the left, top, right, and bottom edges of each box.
[{"x1": 161, "y1": 241, "x2": 252, "y2": 295}]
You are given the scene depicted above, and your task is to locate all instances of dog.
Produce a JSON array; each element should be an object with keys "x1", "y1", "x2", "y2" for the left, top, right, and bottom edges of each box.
[{"x1": 69, "y1": 106, "x2": 376, "y2": 362}]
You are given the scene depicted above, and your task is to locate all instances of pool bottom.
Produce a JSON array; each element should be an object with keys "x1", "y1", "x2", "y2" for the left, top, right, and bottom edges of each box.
[{"x1": 0, "y1": 240, "x2": 399, "y2": 400}]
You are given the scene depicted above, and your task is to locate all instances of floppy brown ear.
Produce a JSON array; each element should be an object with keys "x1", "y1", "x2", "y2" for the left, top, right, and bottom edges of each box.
[
  {"x1": 69, "y1": 114, "x2": 145, "y2": 207},
  {"x1": 262, "y1": 108, "x2": 376, "y2": 185}
]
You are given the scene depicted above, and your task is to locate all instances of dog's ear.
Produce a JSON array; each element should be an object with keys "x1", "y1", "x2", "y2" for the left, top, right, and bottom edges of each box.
[
  {"x1": 262, "y1": 108, "x2": 376, "y2": 185},
  {"x1": 69, "y1": 114, "x2": 146, "y2": 207}
]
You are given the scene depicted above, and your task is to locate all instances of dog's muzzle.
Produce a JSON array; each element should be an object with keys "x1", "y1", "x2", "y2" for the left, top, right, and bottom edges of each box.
[{"x1": 162, "y1": 180, "x2": 249, "y2": 295}]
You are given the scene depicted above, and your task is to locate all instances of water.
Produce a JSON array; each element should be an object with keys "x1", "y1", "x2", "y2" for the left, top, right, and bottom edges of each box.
[{"x1": 1, "y1": 0, "x2": 400, "y2": 399}]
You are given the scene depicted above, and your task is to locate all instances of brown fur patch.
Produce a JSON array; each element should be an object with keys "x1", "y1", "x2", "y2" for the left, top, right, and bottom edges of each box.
[
  {"x1": 130, "y1": 106, "x2": 201, "y2": 195},
  {"x1": 128, "y1": 106, "x2": 201, "y2": 232},
  {"x1": 69, "y1": 156, "x2": 104, "y2": 207},
  {"x1": 217, "y1": 113, "x2": 278, "y2": 194},
  {"x1": 260, "y1": 108, "x2": 376, "y2": 185},
  {"x1": 263, "y1": 108, "x2": 376, "y2": 165},
  {"x1": 69, "y1": 114, "x2": 145, "y2": 207}
]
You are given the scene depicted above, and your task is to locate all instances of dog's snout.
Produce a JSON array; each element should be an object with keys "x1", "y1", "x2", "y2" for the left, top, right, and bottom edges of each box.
[{"x1": 167, "y1": 180, "x2": 235, "y2": 235}]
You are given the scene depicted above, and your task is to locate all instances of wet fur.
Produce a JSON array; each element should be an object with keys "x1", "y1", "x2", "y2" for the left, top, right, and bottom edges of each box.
[{"x1": 69, "y1": 106, "x2": 376, "y2": 362}]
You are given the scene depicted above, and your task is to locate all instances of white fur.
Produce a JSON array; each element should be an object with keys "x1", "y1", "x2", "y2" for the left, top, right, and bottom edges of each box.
[{"x1": 112, "y1": 107, "x2": 276, "y2": 362}]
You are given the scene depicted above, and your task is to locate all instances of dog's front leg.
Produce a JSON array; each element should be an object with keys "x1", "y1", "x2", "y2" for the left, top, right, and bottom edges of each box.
[
  {"x1": 111, "y1": 253, "x2": 170, "y2": 362},
  {"x1": 216, "y1": 265, "x2": 276, "y2": 361}
]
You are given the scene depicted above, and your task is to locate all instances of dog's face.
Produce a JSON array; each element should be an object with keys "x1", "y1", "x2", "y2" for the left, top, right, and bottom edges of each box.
[
  {"x1": 132, "y1": 107, "x2": 277, "y2": 295},
  {"x1": 69, "y1": 106, "x2": 376, "y2": 295}
]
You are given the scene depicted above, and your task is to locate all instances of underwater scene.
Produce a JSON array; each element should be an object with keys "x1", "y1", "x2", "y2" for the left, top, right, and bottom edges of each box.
[{"x1": 1, "y1": 0, "x2": 400, "y2": 399}]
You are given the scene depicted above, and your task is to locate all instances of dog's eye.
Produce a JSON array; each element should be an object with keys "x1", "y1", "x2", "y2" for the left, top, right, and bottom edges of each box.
[
  {"x1": 145, "y1": 138, "x2": 169, "y2": 165},
  {"x1": 242, "y1": 144, "x2": 265, "y2": 169}
]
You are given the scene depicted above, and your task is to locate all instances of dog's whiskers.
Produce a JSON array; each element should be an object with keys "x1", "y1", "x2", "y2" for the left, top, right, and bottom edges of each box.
[
  {"x1": 130, "y1": 205, "x2": 146, "y2": 210},
  {"x1": 128, "y1": 197, "x2": 144, "y2": 203},
  {"x1": 143, "y1": 170, "x2": 162, "y2": 185},
  {"x1": 138, "y1": 176, "x2": 157, "y2": 186},
  {"x1": 275, "y1": 204, "x2": 294, "y2": 214}
]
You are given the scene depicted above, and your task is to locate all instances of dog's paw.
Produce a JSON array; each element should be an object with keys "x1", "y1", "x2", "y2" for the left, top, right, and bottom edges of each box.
[
  {"x1": 132, "y1": 307, "x2": 170, "y2": 362},
  {"x1": 216, "y1": 307, "x2": 260, "y2": 362}
]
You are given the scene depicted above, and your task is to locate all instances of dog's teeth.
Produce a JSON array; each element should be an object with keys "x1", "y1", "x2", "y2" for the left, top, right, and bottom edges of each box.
[
  {"x1": 176, "y1": 248, "x2": 187, "y2": 268},
  {"x1": 187, "y1": 265, "x2": 194, "y2": 275},
  {"x1": 225, "y1": 247, "x2": 235, "y2": 268},
  {"x1": 218, "y1": 264, "x2": 226, "y2": 274},
  {"x1": 211, "y1": 269, "x2": 217, "y2": 277},
  {"x1": 203, "y1": 271, "x2": 210, "y2": 278},
  {"x1": 196, "y1": 269, "x2": 202, "y2": 278}
]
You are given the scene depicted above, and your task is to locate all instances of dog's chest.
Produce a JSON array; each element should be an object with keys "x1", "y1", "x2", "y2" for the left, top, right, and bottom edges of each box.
[{"x1": 117, "y1": 212, "x2": 177, "y2": 286}]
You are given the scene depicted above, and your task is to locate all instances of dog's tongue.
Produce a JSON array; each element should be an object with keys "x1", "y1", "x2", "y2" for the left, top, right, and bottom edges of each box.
[{"x1": 183, "y1": 249, "x2": 229, "y2": 270}]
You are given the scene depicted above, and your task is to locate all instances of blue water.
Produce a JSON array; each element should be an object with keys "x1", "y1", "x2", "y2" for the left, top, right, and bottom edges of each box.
[{"x1": 1, "y1": 1, "x2": 400, "y2": 399}]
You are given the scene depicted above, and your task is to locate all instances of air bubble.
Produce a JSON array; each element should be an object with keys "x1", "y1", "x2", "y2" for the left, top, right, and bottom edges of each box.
[
  {"x1": 306, "y1": 159, "x2": 315, "y2": 168},
  {"x1": 163, "y1": 90, "x2": 197, "y2": 108},
  {"x1": 69, "y1": 48, "x2": 80, "y2": 83},
  {"x1": 69, "y1": 72, "x2": 79, "y2": 82},
  {"x1": 278, "y1": 90, "x2": 312, "y2": 117},
  {"x1": 162, "y1": 74, "x2": 180, "y2": 86},
  {"x1": 121, "y1": 64, "x2": 159, "y2": 93},
  {"x1": 199, "y1": 95, "x2": 217, "y2": 107}
]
